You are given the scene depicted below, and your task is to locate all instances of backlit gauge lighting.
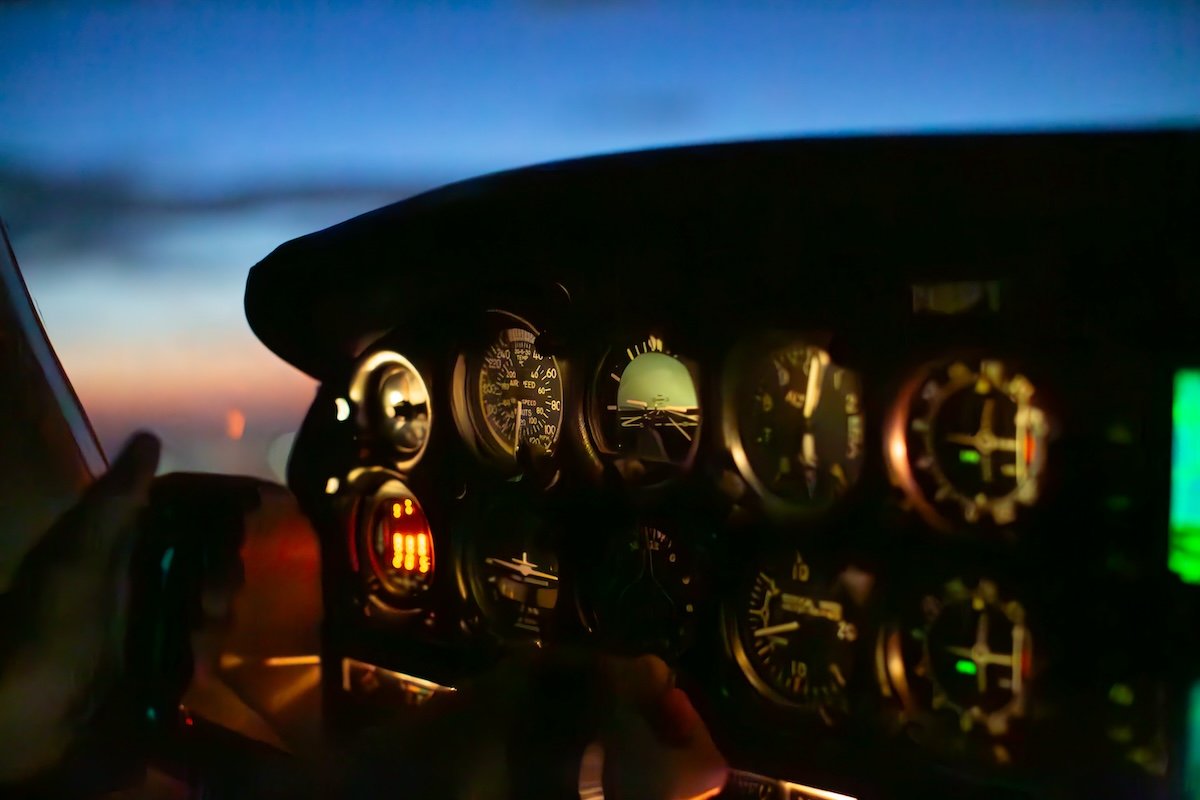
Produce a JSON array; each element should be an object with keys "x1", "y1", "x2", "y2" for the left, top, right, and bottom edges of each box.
[
  {"x1": 729, "y1": 338, "x2": 865, "y2": 513},
  {"x1": 460, "y1": 490, "x2": 561, "y2": 641},
  {"x1": 360, "y1": 481, "x2": 435, "y2": 605},
  {"x1": 593, "y1": 334, "x2": 701, "y2": 479},
  {"x1": 886, "y1": 357, "x2": 1049, "y2": 529},
  {"x1": 1170, "y1": 369, "x2": 1200, "y2": 584},
  {"x1": 348, "y1": 351, "x2": 432, "y2": 467},
  {"x1": 475, "y1": 313, "x2": 565, "y2": 457},
  {"x1": 879, "y1": 578, "x2": 1032, "y2": 740},
  {"x1": 731, "y1": 550, "x2": 873, "y2": 723}
]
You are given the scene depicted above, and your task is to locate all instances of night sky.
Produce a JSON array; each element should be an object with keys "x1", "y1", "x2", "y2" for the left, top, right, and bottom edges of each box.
[{"x1": 2, "y1": 0, "x2": 1197, "y2": 480}]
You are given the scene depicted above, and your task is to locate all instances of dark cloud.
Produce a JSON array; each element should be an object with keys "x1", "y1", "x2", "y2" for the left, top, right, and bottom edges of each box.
[
  {"x1": 562, "y1": 88, "x2": 704, "y2": 132},
  {"x1": 0, "y1": 161, "x2": 434, "y2": 269}
]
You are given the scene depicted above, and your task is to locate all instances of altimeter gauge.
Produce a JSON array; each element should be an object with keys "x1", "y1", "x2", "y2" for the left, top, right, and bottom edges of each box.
[{"x1": 730, "y1": 337, "x2": 865, "y2": 513}]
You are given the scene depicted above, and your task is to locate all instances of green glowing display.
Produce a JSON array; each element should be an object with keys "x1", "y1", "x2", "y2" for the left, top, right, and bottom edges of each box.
[
  {"x1": 958, "y1": 449, "x2": 981, "y2": 464},
  {"x1": 1171, "y1": 370, "x2": 1200, "y2": 585},
  {"x1": 617, "y1": 351, "x2": 698, "y2": 410},
  {"x1": 955, "y1": 659, "x2": 978, "y2": 676}
]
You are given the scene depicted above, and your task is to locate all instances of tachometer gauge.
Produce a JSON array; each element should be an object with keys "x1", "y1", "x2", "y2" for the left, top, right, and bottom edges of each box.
[
  {"x1": 592, "y1": 334, "x2": 701, "y2": 477},
  {"x1": 730, "y1": 550, "x2": 873, "y2": 722},
  {"x1": 355, "y1": 479, "x2": 435, "y2": 609},
  {"x1": 886, "y1": 357, "x2": 1049, "y2": 529},
  {"x1": 729, "y1": 338, "x2": 865, "y2": 513},
  {"x1": 455, "y1": 311, "x2": 564, "y2": 466},
  {"x1": 460, "y1": 492, "x2": 561, "y2": 642},
  {"x1": 878, "y1": 578, "x2": 1032, "y2": 740},
  {"x1": 583, "y1": 524, "x2": 703, "y2": 658}
]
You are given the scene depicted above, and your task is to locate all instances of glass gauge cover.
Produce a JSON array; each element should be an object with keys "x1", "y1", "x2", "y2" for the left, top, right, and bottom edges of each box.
[
  {"x1": 592, "y1": 334, "x2": 701, "y2": 474},
  {"x1": 888, "y1": 357, "x2": 1049, "y2": 529},
  {"x1": 377, "y1": 362, "x2": 431, "y2": 456},
  {"x1": 731, "y1": 550, "x2": 873, "y2": 721},
  {"x1": 349, "y1": 351, "x2": 432, "y2": 467},
  {"x1": 879, "y1": 578, "x2": 1032, "y2": 739},
  {"x1": 731, "y1": 339, "x2": 864, "y2": 511},
  {"x1": 471, "y1": 312, "x2": 564, "y2": 458},
  {"x1": 461, "y1": 496, "x2": 560, "y2": 641},
  {"x1": 584, "y1": 524, "x2": 703, "y2": 658},
  {"x1": 357, "y1": 480, "x2": 435, "y2": 607}
]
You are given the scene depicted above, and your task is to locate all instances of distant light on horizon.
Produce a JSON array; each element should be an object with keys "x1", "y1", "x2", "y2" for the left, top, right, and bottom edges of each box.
[
  {"x1": 2, "y1": 1, "x2": 1196, "y2": 478},
  {"x1": 226, "y1": 408, "x2": 246, "y2": 441}
]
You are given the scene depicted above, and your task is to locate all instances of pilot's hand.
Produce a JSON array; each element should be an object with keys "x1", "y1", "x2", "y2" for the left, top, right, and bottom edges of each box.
[
  {"x1": 595, "y1": 654, "x2": 729, "y2": 800},
  {"x1": 326, "y1": 651, "x2": 728, "y2": 800},
  {"x1": 0, "y1": 433, "x2": 160, "y2": 783}
]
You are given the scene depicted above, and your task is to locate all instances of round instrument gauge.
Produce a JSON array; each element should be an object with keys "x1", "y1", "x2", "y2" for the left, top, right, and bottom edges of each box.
[
  {"x1": 591, "y1": 334, "x2": 701, "y2": 477},
  {"x1": 583, "y1": 524, "x2": 703, "y2": 658},
  {"x1": 460, "y1": 496, "x2": 561, "y2": 642},
  {"x1": 348, "y1": 351, "x2": 432, "y2": 467},
  {"x1": 730, "y1": 550, "x2": 873, "y2": 721},
  {"x1": 886, "y1": 357, "x2": 1049, "y2": 529},
  {"x1": 729, "y1": 339, "x2": 865, "y2": 512},
  {"x1": 878, "y1": 578, "x2": 1032, "y2": 739},
  {"x1": 356, "y1": 480, "x2": 435, "y2": 607},
  {"x1": 457, "y1": 311, "x2": 564, "y2": 464}
]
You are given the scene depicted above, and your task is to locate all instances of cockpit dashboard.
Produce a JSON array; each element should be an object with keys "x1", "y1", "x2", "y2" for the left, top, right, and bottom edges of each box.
[{"x1": 246, "y1": 130, "x2": 1200, "y2": 799}]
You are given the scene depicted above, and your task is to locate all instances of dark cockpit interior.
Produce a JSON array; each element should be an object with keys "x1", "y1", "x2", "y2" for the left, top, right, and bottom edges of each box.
[{"x1": 229, "y1": 129, "x2": 1199, "y2": 798}]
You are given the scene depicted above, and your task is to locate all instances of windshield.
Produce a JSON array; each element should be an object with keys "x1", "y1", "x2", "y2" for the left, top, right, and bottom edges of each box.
[{"x1": 1, "y1": 2, "x2": 1197, "y2": 480}]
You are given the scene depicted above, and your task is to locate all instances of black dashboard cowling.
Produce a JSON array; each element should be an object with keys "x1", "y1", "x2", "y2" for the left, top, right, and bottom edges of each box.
[
  {"x1": 246, "y1": 130, "x2": 1199, "y2": 381},
  {"x1": 244, "y1": 130, "x2": 1200, "y2": 800}
]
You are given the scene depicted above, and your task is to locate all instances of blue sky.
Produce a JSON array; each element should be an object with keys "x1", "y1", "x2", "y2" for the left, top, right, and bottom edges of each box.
[{"x1": 1, "y1": 0, "x2": 1197, "y2": 479}]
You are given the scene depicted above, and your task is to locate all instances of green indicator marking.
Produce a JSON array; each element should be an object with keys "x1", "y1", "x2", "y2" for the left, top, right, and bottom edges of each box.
[
  {"x1": 1106, "y1": 495, "x2": 1133, "y2": 512},
  {"x1": 1106, "y1": 423, "x2": 1135, "y2": 445},
  {"x1": 958, "y1": 450, "x2": 981, "y2": 465},
  {"x1": 1171, "y1": 370, "x2": 1200, "y2": 585},
  {"x1": 955, "y1": 659, "x2": 978, "y2": 676},
  {"x1": 1108, "y1": 683, "x2": 1135, "y2": 707}
]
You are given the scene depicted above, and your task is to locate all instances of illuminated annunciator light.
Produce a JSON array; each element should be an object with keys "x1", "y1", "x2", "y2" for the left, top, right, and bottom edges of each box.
[{"x1": 1171, "y1": 370, "x2": 1200, "y2": 584}]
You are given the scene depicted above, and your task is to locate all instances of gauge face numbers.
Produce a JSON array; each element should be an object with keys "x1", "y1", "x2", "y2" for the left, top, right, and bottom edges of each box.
[
  {"x1": 881, "y1": 579, "x2": 1032, "y2": 739},
  {"x1": 360, "y1": 483, "x2": 435, "y2": 605},
  {"x1": 736, "y1": 551, "x2": 871, "y2": 719},
  {"x1": 737, "y1": 341, "x2": 864, "y2": 507},
  {"x1": 901, "y1": 358, "x2": 1049, "y2": 527},
  {"x1": 589, "y1": 526, "x2": 702, "y2": 658},
  {"x1": 596, "y1": 335, "x2": 701, "y2": 467},
  {"x1": 477, "y1": 323, "x2": 564, "y2": 455}
]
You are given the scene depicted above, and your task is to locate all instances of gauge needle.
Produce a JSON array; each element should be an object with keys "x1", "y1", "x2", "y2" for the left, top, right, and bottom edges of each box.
[
  {"x1": 945, "y1": 645, "x2": 1014, "y2": 667},
  {"x1": 485, "y1": 553, "x2": 558, "y2": 582},
  {"x1": 667, "y1": 416, "x2": 693, "y2": 441},
  {"x1": 802, "y1": 350, "x2": 830, "y2": 418},
  {"x1": 753, "y1": 620, "x2": 800, "y2": 638},
  {"x1": 514, "y1": 399, "x2": 523, "y2": 449}
]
